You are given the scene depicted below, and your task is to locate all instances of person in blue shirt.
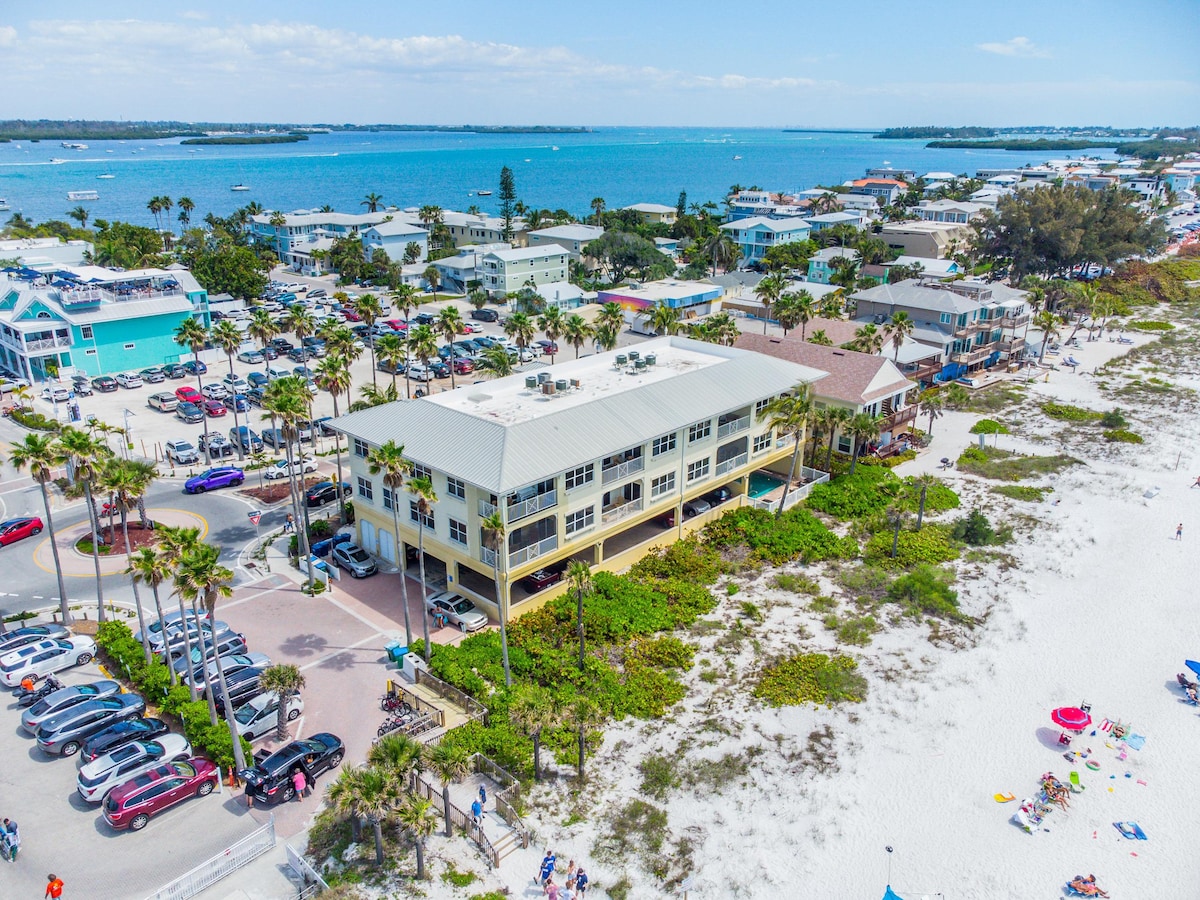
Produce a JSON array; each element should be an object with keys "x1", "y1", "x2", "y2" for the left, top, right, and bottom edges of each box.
[{"x1": 537, "y1": 850, "x2": 557, "y2": 885}]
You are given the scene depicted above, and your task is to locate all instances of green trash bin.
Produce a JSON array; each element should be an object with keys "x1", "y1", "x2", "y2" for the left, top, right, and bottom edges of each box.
[{"x1": 385, "y1": 641, "x2": 407, "y2": 664}]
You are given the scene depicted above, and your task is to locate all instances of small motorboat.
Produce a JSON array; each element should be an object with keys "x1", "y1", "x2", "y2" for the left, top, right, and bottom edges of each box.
[
  {"x1": 476, "y1": 189, "x2": 493, "y2": 196},
  {"x1": 231, "y1": 184, "x2": 251, "y2": 192}
]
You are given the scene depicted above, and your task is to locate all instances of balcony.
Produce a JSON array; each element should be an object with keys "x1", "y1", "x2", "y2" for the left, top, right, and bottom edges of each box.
[
  {"x1": 601, "y1": 456, "x2": 644, "y2": 486},
  {"x1": 997, "y1": 313, "x2": 1031, "y2": 328},
  {"x1": 716, "y1": 415, "x2": 750, "y2": 439},
  {"x1": 953, "y1": 321, "x2": 984, "y2": 339},
  {"x1": 951, "y1": 346, "x2": 992, "y2": 365},
  {"x1": 481, "y1": 534, "x2": 559, "y2": 569},
  {"x1": 912, "y1": 361, "x2": 943, "y2": 382},
  {"x1": 25, "y1": 337, "x2": 71, "y2": 351},
  {"x1": 602, "y1": 496, "x2": 643, "y2": 524},
  {"x1": 507, "y1": 489, "x2": 557, "y2": 523},
  {"x1": 715, "y1": 452, "x2": 749, "y2": 477},
  {"x1": 478, "y1": 499, "x2": 497, "y2": 518},
  {"x1": 881, "y1": 406, "x2": 919, "y2": 431},
  {"x1": 998, "y1": 338, "x2": 1026, "y2": 356}
]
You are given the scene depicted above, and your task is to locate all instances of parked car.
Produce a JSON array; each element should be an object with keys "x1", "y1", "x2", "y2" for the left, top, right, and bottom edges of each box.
[
  {"x1": 197, "y1": 432, "x2": 234, "y2": 458},
  {"x1": 79, "y1": 718, "x2": 170, "y2": 764},
  {"x1": 261, "y1": 427, "x2": 288, "y2": 448},
  {"x1": 229, "y1": 426, "x2": 264, "y2": 453},
  {"x1": 102, "y1": 757, "x2": 220, "y2": 831},
  {"x1": 470, "y1": 308, "x2": 499, "y2": 322},
  {"x1": 164, "y1": 440, "x2": 200, "y2": 465},
  {"x1": 163, "y1": 363, "x2": 187, "y2": 379},
  {"x1": 426, "y1": 592, "x2": 489, "y2": 633},
  {"x1": 535, "y1": 340, "x2": 559, "y2": 355},
  {"x1": 170, "y1": 634, "x2": 250, "y2": 681},
  {"x1": 42, "y1": 385, "x2": 73, "y2": 403},
  {"x1": 429, "y1": 360, "x2": 451, "y2": 379},
  {"x1": 264, "y1": 456, "x2": 318, "y2": 480},
  {"x1": 200, "y1": 383, "x2": 228, "y2": 401},
  {"x1": 230, "y1": 393, "x2": 250, "y2": 413},
  {"x1": 266, "y1": 364, "x2": 291, "y2": 380},
  {"x1": 520, "y1": 567, "x2": 563, "y2": 592},
  {"x1": 0, "y1": 636, "x2": 97, "y2": 687},
  {"x1": 313, "y1": 416, "x2": 337, "y2": 437},
  {"x1": 221, "y1": 374, "x2": 250, "y2": 393},
  {"x1": 287, "y1": 347, "x2": 313, "y2": 363},
  {"x1": 115, "y1": 372, "x2": 144, "y2": 389},
  {"x1": 682, "y1": 498, "x2": 712, "y2": 518},
  {"x1": 76, "y1": 734, "x2": 194, "y2": 803},
  {"x1": 330, "y1": 542, "x2": 377, "y2": 578},
  {"x1": 211, "y1": 667, "x2": 267, "y2": 712},
  {"x1": 92, "y1": 375, "x2": 118, "y2": 393},
  {"x1": 150, "y1": 619, "x2": 234, "y2": 657},
  {"x1": 233, "y1": 691, "x2": 304, "y2": 742},
  {"x1": 201, "y1": 399, "x2": 227, "y2": 418},
  {"x1": 246, "y1": 387, "x2": 267, "y2": 407},
  {"x1": 174, "y1": 385, "x2": 203, "y2": 404},
  {"x1": 175, "y1": 401, "x2": 204, "y2": 424},
  {"x1": 310, "y1": 532, "x2": 354, "y2": 557},
  {"x1": 148, "y1": 391, "x2": 179, "y2": 412},
  {"x1": 134, "y1": 609, "x2": 207, "y2": 649},
  {"x1": 451, "y1": 358, "x2": 475, "y2": 375},
  {"x1": 21, "y1": 680, "x2": 123, "y2": 732},
  {"x1": 0, "y1": 624, "x2": 69, "y2": 655},
  {"x1": 36, "y1": 694, "x2": 148, "y2": 757},
  {"x1": 70, "y1": 376, "x2": 93, "y2": 396},
  {"x1": 138, "y1": 367, "x2": 166, "y2": 384},
  {"x1": 237, "y1": 348, "x2": 264, "y2": 364},
  {"x1": 198, "y1": 652, "x2": 271, "y2": 691},
  {"x1": 269, "y1": 338, "x2": 294, "y2": 353},
  {"x1": 183, "y1": 467, "x2": 245, "y2": 494},
  {"x1": 305, "y1": 481, "x2": 351, "y2": 507},
  {"x1": 307, "y1": 288, "x2": 327, "y2": 299},
  {"x1": 238, "y1": 733, "x2": 344, "y2": 805},
  {"x1": 0, "y1": 516, "x2": 44, "y2": 546},
  {"x1": 247, "y1": 372, "x2": 269, "y2": 388},
  {"x1": 701, "y1": 485, "x2": 734, "y2": 507},
  {"x1": 462, "y1": 321, "x2": 483, "y2": 333},
  {"x1": 182, "y1": 360, "x2": 207, "y2": 376},
  {"x1": 407, "y1": 363, "x2": 431, "y2": 382}
]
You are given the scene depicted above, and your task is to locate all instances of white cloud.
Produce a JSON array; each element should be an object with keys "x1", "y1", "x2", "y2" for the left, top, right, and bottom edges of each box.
[
  {"x1": 976, "y1": 36, "x2": 1051, "y2": 58},
  {"x1": 0, "y1": 25, "x2": 17, "y2": 47}
]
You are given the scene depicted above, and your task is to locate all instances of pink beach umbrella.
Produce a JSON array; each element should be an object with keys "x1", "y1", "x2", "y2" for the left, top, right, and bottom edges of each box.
[{"x1": 1051, "y1": 707, "x2": 1092, "y2": 731}]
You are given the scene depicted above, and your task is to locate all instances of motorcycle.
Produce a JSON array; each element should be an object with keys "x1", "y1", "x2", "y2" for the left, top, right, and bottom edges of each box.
[{"x1": 15, "y1": 675, "x2": 64, "y2": 708}]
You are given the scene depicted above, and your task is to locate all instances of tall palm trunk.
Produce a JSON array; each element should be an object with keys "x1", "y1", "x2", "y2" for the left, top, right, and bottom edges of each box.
[
  {"x1": 176, "y1": 594, "x2": 199, "y2": 702},
  {"x1": 330, "y1": 395, "x2": 345, "y2": 519},
  {"x1": 210, "y1": 646, "x2": 248, "y2": 771},
  {"x1": 38, "y1": 481, "x2": 72, "y2": 625},
  {"x1": 825, "y1": 431, "x2": 837, "y2": 472},
  {"x1": 194, "y1": 351, "x2": 213, "y2": 466},
  {"x1": 149, "y1": 582, "x2": 176, "y2": 684},
  {"x1": 391, "y1": 507, "x2": 413, "y2": 649},
  {"x1": 417, "y1": 527, "x2": 431, "y2": 662},
  {"x1": 776, "y1": 434, "x2": 803, "y2": 516},
  {"x1": 849, "y1": 438, "x2": 861, "y2": 475},
  {"x1": 82, "y1": 481, "x2": 105, "y2": 622},
  {"x1": 413, "y1": 836, "x2": 427, "y2": 880},
  {"x1": 494, "y1": 559, "x2": 512, "y2": 688},
  {"x1": 227, "y1": 357, "x2": 245, "y2": 461},
  {"x1": 190, "y1": 599, "x2": 220, "y2": 724},
  {"x1": 577, "y1": 586, "x2": 585, "y2": 671},
  {"x1": 441, "y1": 784, "x2": 453, "y2": 837},
  {"x1": 122, "y1": 514, "x2": 152, "y2": 664},
  {"x1": 371, "y1": 817, "x2": 384, "y2": 866}
]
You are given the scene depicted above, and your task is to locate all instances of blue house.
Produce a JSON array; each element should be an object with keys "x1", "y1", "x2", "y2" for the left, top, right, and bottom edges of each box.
[
  {"x1": 361, "y1": 219, "x2": 429, "y2": 264},
  {"x1": 718, "y1": 216, "x2": 812, "y2": 265}
]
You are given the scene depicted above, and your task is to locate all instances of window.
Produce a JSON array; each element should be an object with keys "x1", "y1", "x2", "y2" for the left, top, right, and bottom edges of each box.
[
  {"x1": 449, "y1": 518, "x2": 467, "y2": 545},
  {"x1": 652, "y1": 433, "x2": 676, "y2": 456},
  {"x1": 412, "y1": 464, "x2": 431, "y2": 482},
  {"x1": 353, "y1": 438, "x2": 369, "y2": 458},
  {"x1": 123, "y1": 342, "x2": 135, "y2": 350},
  {"x1": 939, "y1": 313, "x2": 952, "y2": 325},
  {"x1": 447, "y1": 477, "x2": 465, "y2": 500},
  {"x1": 80, "y1": 325, "x2": 93, "y2": 340},
  {"x1": 382, "y1": 487, "x2": 395, "y2": 511},
  {"x1": 409, "y1": 501, "x2": 435, "y2": 529},
  {"x1": 651, "y1": 473, "x2": 675, "y2": 498},
  {"x1": 838, "y1": 435, "x2": 853, "y2": 453},
  {"x1": 755, "y1": 397, "x2": 772, "y2": 417},
  {"x1": 84, "y1": 349, "x2": 96, "y2": 356},
  {"x1": 687, "y1": 458, "x2": 710, "y2": 482},
  {"x1": 565, "y1": 464, "x2": 593, "y2": 491},
  {"x1": 753, "y1": 432, "x2": 772, "y2": 453},
  {"x1": 356, "y1": 476, "x2": 373, "y2": 501},
  {"x1": 688, "y1": 420, "x2": 711, "y2": 443},
  {"x1": 565, "y1": 506, "x2": 594, "y2": 535}
]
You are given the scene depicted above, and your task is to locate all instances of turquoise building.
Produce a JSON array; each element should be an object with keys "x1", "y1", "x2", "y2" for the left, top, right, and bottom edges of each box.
[{"x1": 0, "y1": 265, "x2": 208, "y2": 381}]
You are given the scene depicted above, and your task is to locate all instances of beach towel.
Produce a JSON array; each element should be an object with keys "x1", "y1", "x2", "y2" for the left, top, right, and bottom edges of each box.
[
  {"x1": 1114, "y1": 821, "x2": 1147, "y2": 840},
  {"x1": 1099, "y1": 719, "x2": 1113, "y2": 732},
  {"x1": 1124, "y1": 733, "x2": 1146, "y2": 751}
]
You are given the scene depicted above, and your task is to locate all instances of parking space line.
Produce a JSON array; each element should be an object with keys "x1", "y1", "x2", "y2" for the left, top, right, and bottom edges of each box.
[
  {"x1": 221, "y1": 583, "x2": 289, "y2": 610},
  {"x1": 298, "y1": 632, "x2": 383, "y2": 672},
  {"x1": 324, "y1": 590, "x2": 399, "y2": 635}
]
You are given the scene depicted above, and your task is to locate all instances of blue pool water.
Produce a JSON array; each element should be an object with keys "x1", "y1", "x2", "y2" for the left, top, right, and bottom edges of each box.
[{"x1": 748, "y1": 471, "x2": 785, "y2": 499}]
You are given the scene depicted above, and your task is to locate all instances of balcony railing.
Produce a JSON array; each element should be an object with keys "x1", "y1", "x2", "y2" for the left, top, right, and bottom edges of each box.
[
  {"x1": 913, "y1": 361, "x2": 943, "y2": 382},
  {"x1": 601, "y1": 496, "x2": 643, "y2": 524},
  {"x1": 997, "y1": 313, "x2": 1031, "y2": 328},
  {"x1": 998, "y1": 338, "x2": 1025, "y2": 355},
  {"x1": 507, "y1": 490, "x2": 557, "y2": 523},
  {"x1": 478, "y1": 499, "x2": 497, "y2": 518},
  {"x1": 952, "y1": 346, "x2": 992, "y2": 365},
  {"x1": 881, "y1": 406, "x2": 919, "y2": 431},
  {"x1": 25, "y1": 337, "x2": 71, "y2": 351},
  {"x1": 508, "y1": 535, "x2": 558, "y2": 568},
  {"x1": 600, "y1": 456, "x2": 644, "y2": 486},
  {"x1": 716, "y1": 415, "x2": 750, "y2": 439},
  {"x1": 715, "y1": 452, "x2": 749, "y2": 477},
  {"x1": 480, "y1": 546, "x2": 497, "y2": 567},
  {"x1": 953, "y1": 321, "x2": 984, "y2": 339}
]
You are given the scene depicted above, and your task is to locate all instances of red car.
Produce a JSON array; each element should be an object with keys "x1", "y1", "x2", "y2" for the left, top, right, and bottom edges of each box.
[
  {"x1": 102, "y1": 757, "x2": 219, "y2": 831},
  {"x1": 202, "y1": 399, "x2": 227, "y2": 418},
  {"x1": 175, "y1": 386, "x2": 203, "y2": 405},
  {"x1": 0, "y1": 517, "x2": 43, "y2": 546},
  {"x1": 340, "y1": 309, "x2": 362, "y2": 322},
  {"x1": 452, "y1": 358, "x2": 475, "y2": 375}
]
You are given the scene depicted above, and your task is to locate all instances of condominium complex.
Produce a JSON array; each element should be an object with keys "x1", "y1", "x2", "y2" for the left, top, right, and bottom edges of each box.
[
  {"x1": 479, "y1": 246, "x2": 570, "y2": 296},
  {"x1": 334, "y1": 337, "x2": 825, "y2": 621}
]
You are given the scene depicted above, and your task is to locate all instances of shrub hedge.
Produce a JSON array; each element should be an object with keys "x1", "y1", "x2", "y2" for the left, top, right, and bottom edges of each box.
[
  {"x1": 753, "y1": 652, "x2": 867, "y2": 707},
  {"x1": 703, "y1": 506, "x2": 858, "y2": 564},
  {"x1": 864, "y1": 525, "x2": 959, "y2": 569},
  {"x1": 10, "y1": 408, "x2": 61, "y2": 432}
]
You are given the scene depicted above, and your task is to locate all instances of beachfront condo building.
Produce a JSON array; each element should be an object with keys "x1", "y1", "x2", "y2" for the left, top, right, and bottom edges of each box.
[
  {"x1": 718, "y1": 216, "x2": 813, "y2": 265},
  {"x1": 247, "y1": 211, "x2": 389, "y2": 272},
  {"x1": 526, "y1": 224, "x2": 605, "y2": 259},
  {"x1": 333, "y1": 336, "x2": 826, "y2": 623},
  {"x1": 440, "y1": 211, "x2": 528, "y2": 249},
  {"x1": 479, "y1": 246, "x2": 570, "y2": 296},
  {"x1": 0, "y1": 265, "x2": 208, "y2": 381}
]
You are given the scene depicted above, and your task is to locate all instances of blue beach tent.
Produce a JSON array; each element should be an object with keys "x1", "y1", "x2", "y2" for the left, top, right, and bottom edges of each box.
[{"x1": 882, "y1": 887, "x2": 904, "y2": 900}]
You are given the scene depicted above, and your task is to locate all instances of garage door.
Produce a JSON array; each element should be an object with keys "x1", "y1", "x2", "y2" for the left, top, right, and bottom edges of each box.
[
  {"x1": 378, "y1": 528, "x2": 395, "y2": 564},
  {"x1": 359, "y1": 519, "x2": 376, "y2": 555}
]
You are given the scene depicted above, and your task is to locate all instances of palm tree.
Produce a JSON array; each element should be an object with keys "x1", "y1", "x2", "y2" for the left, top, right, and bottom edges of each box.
[
  {"x1": 1034, "y1": 310, "x2": 1062, "y2": 363},
  {"x1": 406, "y1": 325, "x2": 438, "y2": 397},
  {"x1": 589, "y1": 196, "x2": 606, "y2": 223},
  {"x1": 913, "y1": 473, "x2": 938, "y2": 530},
  {"x1": 851, "y1": 323, "x2": 885, "y2": 355},
  {"x1": 480, "y1": 511, "x2": 512, "y2": 688},
  {"x1": 707, "y1": 312, "x2": 741, "y2": 346},
  {"x1": 147, "y1": 196, "x2": 163, "y2": 231},
  {"x1": 98, "y1": 458, "x2": 157, "y2": 662},
  {"x1": 503, "y1": 312, "x2": 536, "y2": 358},
  {"x1": 9, "y1": 435, "x2": 71, "y2": 624},
  {"x1": 283, "y1": 304, "x2": 318, "y2": 352},
  {"x1": 423, "y1": 266, "x2": 441, "y2": 304},
  {"x1": 257, "y1": 663, "x2": 306, "y2": 741},
  {"x1": 425, "y1": 742, "x2": 471, "y2": 837},
  {"x1": 918, "y1": 389, "x2": 943, "y2": 435},
  {"x1": 367, "y1": 441, "x2": 415, "y2": 648},
  {"x1": 884, "y1": 311, "x2": 915, "y2": 362},
  {"x1": 397, "y1": 794, "x2": 439, "y2": 880},
  {"x1": 175, "y1": 541, "x2": 246, "y2": 772},
  {"x1": 315, "y1": 354, "x2": 351, "y2": 503},
  {"x1": 268, "y1": 211, "x2": 288, "y2": 260},
  {"x1": 390, "y1": 284, "x2": 418, "y2": 326},
  {"x1": 368, "y1": 732, "x2": 424, "y2": 784},
  {"x1": 437, "y1": 307, "x2": 464, "y2": 389},
  {"x1": 509, "y1": 684, "x2": 556, "y2": 781},
  {"x1": 174, "y1": 317, "x2": 212, "y2": 461},
  {"x1": 597, "y1": 301, "x2": 625, "y2": 336},
  {"x1": 409, "y1": 476, "x2": 437, "y2": 661},
  {"x1": 765, "y1": 386, "x2": 814, "y2": 515},
  {"x1": 374, "y1": 333, "x2": 405, "y2": 390},
  {"x1": 824, "y1": 406, "x2": 852, "y2": 471},
  {"x1": 211, "y1": 319, "x2": 248, "y2": 460},
  {"x1": 246, "y1": 308, "x2": 278, "y2": 379},
  {"x1": 594, "y1": 324, "x2": 619, "y2": 352},
  {"x1": 327, "y1": 764, "x2": 397, "y2": 867},
  {"x1": 808, "y1": 329, "x2": 833, "y2": 346},
  {"x1": 353, "y1": 295, "x2": 385, "y2": 387},
  {"x1": 57, "y1": 426, "x2": 110, "y2": 621},
  {"x1": 566, "y1": 560, "x2": 592, "y2": 671},
  {"x1": 68, "y1": 206, "x2": 90, "y2": 229},
  {"x1": 262, "y1": 377, "x2": 314, "y2": 570},
  {"x1": 564, "y1": 696, "x2": 601, "y2": 781},
  {"x1": 563, "y1": 314, "x2": 594, "y2": 358},
  {"x1": 362, "y1": 193, "x2": 384, "y2": 213},
  {"x1": 177, "y1": 196, "x2": 194, "y2": 232},
  {"x1": 647, "y1": 304, "x2": 681, "y2": 337},
  {"x1": 127, "y1": 548, "x2": 175, "y2": 684},
  {"x1": 846, "y1": 412, "x2": 883, "y2": 475},
  {"x1": 538, "y1": 306, "x2": 565, "y2": 363},
  {"x1": 474, "y1": 345, "x2": 515, "y2": 380},
  {"x1": 754, "y1": 274, "x2": 785, "y2": 334},
  {"x1": 703, "y1": 231, "x2": 739, "y2": 275},
  {"x1": 156, "y1": 525, "x2": 202, "y2": 703}
]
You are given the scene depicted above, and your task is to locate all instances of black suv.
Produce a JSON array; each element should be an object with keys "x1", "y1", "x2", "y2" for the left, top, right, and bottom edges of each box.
[
  {"x1": 239, "y1": 733, "x2": 344, "y2": 804},
  {"x1": 212, "y1": 667, "x2": 265, "y2": 713},
  {"x1": 411, "y1": 312, "x2": 435, "y2": 326},
  {"x1": 470, "y1": 308, "x2": 499, "y2": 322},
  {"x1": 305, "y1": 481, "x2": 352, "y2": 507}
]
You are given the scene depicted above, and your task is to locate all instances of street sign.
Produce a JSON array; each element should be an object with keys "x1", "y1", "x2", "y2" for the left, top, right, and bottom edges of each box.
[{"x1": 248, "y1": 510, "x2": 262, "y2": 526}]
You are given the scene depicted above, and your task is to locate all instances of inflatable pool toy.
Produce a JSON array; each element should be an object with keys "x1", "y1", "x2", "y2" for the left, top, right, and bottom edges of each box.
[{"x1": 994, "y1": 793, "x2": 1015, "y2": 802}]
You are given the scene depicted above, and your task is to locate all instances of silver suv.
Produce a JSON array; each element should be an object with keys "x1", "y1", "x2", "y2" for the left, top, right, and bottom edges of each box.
[{"x1": 165, "y1": 440, "x2": 200, "y2": 465}]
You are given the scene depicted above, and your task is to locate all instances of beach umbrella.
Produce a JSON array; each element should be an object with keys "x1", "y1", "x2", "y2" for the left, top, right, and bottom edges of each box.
[
  {"x1": 1051, "y1": 707, "x2": 1092, "y2": 731},
  {"x1": 1185, "y1": 660, "x2": 1200, "y2": 679},
  {"x1": 881, "y1": 887, "x2": 905, "y2": 900}
]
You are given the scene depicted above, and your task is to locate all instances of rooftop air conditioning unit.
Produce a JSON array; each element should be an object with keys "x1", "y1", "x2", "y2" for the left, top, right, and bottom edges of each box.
[
  {"x1": 538, "y1": 372, "x2": 552, "y2": 385},
  {"x1": 615, "y1": 354, "x2": 628, "y2": 367},
  {"x1": 541, "y1": 382, "x2": 557, "y2": 395},
  {"x1": 644, "y1": 354, "x2": 656, "y2": 366},
  {"x1": 555, "y1": 379, "x2": 568, "y2": 392},
  {"x1": 628, "y1": 350, "x2": 640, "y2": 361},
  {"x1": 525, "y1": 376, "x2": 538, "y2": 390}
]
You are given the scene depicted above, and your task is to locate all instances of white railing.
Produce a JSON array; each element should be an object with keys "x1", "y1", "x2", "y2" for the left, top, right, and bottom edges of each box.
[
  {"x1": 601, "y1": 456, "x2": 644, "y2": 485},
  {"x1": 507, "y1": 489, "x2": 557, "y2": 522},
  {"x1": 286, "y1": 842, "x2": 330, "y2": 897},
  {"x1": 717, "y1": 415, "x2": 750, "y2": 438},
  {"x1": 747, "y1": 467, "x2": 830, "y2": 512},
  {"x1": 478, "y1": 499, "x2": 497, "y2": 518},
  {"x1": 602, "y1": 496, "x2": 643, "y2": 524},
  {"x1": 715, "y1": 452, "x2": 748, "y2": 476},
  {"x1": 25, "y1": 337, "x2": 71, "y2": 351},
  {"x1": 144, "y1": 814, "x2": 275, "y2": 900},
  {"x1": 509, "y1": 534, "x2": 558, "y2": 567},
  {"x1": 481, "y1": 546, "x2": 497, "y2": 567}
]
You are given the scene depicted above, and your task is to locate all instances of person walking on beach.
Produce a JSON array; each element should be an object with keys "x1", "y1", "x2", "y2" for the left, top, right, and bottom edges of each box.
[
  {"x1": 284, "y1": 513, "x2": 295, "y2": 533},
  {"x1": 537, "y1": 850, "x2": 557, "y2": 885},
  {"x1": 478, "y1": 784, "x2": 487, "y2": 812},
  {"x1": 470, "y1": 798, "x2": 483, "y2": 829},
  {"x1": 1191, "y1": 476, "x2": 1200, "y2": 488},
  {"x1": 575, "y1": 866, "x2": 589, "y2": 897},
  {"x1": 1177, "y1": 523, "x2": 1183, "y2": 541},
  {"x1": 45, "y1": 874, "x2": 64, "y2": 898}
]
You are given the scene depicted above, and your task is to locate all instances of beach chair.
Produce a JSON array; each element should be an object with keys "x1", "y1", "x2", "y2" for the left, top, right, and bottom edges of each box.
[{"x1": 1069, "y1": 771, "x2": 1085, "y2": 793}]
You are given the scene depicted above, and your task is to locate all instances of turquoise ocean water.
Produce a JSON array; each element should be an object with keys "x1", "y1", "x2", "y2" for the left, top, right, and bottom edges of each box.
[{"x1": 0, "y1": 128, "x2": 1118, "y2": 228}]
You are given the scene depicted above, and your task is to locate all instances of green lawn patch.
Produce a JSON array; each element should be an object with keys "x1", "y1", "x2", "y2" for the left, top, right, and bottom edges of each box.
[
  {"x1": 753, "y1": 652, "x2": 867, "y2": 707},
  {"x1": 864, "y1": 524, "x2": 959, "y2": 569},
  {"x1": 885, "y1": 565, "x2": 965, "y2": 621},
  {"x1": 957, "y1": 445, "x2": 1081, "y2": 481}
]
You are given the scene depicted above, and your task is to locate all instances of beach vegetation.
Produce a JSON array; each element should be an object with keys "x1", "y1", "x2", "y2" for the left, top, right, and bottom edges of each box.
[
  {"x1": 1103, "y1": 428, "x2": 1144, "y2": 443},
  {"x1": 638, "y1": 754, "x2": 682, "y2": 801},
  {"x1": 865, "y1": 524, "x2": 959, "y2": 568},
  {"x1": 885, "y1": 565, "x2": 964, "y2": 621},
  {"x1": 823, "y1": 612, "x2": 880, "y2": 646},
  {"x1": 753, "y1": 652, "x2": 867, "y2": 707},
  {"x1": 969, "y1": 418, "x2": 1009, "y2": 434},
  {"x1": 439, "y1": 865, "x2": 477, "y2": 888},
  {"x1": 1128, "y1": 319, "x2": 1174, "y2": 331},
  {"x1": 1099, "y1": 408, "x2": 1129, "y2": 428},
  {"x1": 703, "y1": 506, "x2": 858, "y2": 564},
  {"x1": 991, "y1": 485, "x2": 1051, "y2": 502},
  {"x1": 1040, "y1": 401, "x2": 1102, "y2": 422},
  {"x1": 773, "y1": 573, "x2": 821, "y2": 595},
  {"x1": 739, "y1": 600, "x2": 763, "y2": 623},
  {"x1": 950, "y1": 509, "x2": 1010, "y2": 545},
  {"x1": 957, "y1": 445, "x2": 1081, "y2": 481}
]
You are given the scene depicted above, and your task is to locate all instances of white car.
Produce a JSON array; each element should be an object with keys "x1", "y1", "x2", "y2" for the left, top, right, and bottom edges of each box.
[
  {"x1": 407, "y1": 363, "x2": 431, "y2": 382},
  {"x1": 232, "y1": 691, "x2": 304, "y2": 742},
  {"x1": 115, "y1": 372, "x2": 144, "y2": 389},
  {"x1": 201, "y1": 383, "x2": 229, "y2": 400},
  {"x1": 221, "y1": 374, "x2": 250, "y2": 393},
  {"x1": 42, "y1": 385, "x2": 73, "y2": 403},
  {"x1": 76, "y1": 734, "x2": 193, "y2": 803},
  {"x1": 0, "y1": 635, "x2": 97, "y2": 687},
  {"x1": 462, "y1": 322, "x2": 483, "y2": 333},
  {"x1": 263, "y1": 457, "x2": 318, "y2": 480}
]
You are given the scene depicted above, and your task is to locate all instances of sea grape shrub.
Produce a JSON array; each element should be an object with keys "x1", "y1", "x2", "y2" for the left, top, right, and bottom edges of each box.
[
  {"x1": 753, "y1": 652, "x2": 867, "y2": 707},
  {"x1": 885, "y1": 565, "x2": 964, "y2": 621}
]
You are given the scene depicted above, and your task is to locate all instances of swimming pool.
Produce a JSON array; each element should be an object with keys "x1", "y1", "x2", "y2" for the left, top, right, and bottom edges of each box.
[{"x1": 748, "y1": 471, "x2": 785, "y2": 499}]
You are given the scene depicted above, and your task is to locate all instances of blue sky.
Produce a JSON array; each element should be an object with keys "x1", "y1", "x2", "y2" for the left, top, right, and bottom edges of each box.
[{"x1": 2, "y1": 1, "x2": 1196, "y2": 127}]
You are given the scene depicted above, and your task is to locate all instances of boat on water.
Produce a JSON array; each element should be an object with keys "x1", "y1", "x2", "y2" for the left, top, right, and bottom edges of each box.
[
  {"x1": 48, "y1": 158, "x2": 67, "y2": 164},
  {"x1": 0, "y1": 199, "x2": 10, "y2": 211},
  {"x1": 551, "y1": 146, "x2": 560, "y2": 151},
  {"x1": 60, "y1": 142, "x2": 88, "y2": 150},
  {"x1": 733, "y1": 155, "x2": 743, "y2": 160},
  {"x1": 97, "y1": 173, "x2": 115, "y2": 179},
  {"x1": 67, "y1": 190, "x2": 99, "y2": 201},
  {"x1": 230, "y1": 184, "x2": 251, "y2": 192},
  {"x1": 476, "y1": 189, "x2": 493, "y2": 196}
]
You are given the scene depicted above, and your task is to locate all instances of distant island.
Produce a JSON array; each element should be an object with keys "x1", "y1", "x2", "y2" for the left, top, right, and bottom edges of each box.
[
  {"x1": 875, "y1": 126, "x2": 998, "y2": 139},
  {"x1": 927, "y1": 138, "x2": 1109, "y2": 151},
  {"x1": 180, "y1": 134, "x2": 309, "y2": 145},
  {"x1": 874, "y1": 125, "x2": 1166, "y2": 140},
  {"x1": 332, "y1": 124, "x2": 592, "y2": 134},
  {"x1": 0, "y1": 119, "x2": 592, "y2": 141}
]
